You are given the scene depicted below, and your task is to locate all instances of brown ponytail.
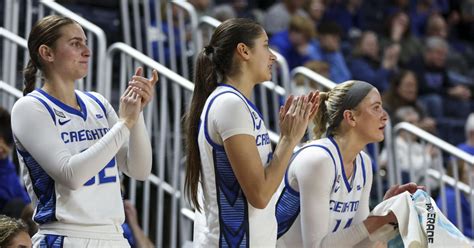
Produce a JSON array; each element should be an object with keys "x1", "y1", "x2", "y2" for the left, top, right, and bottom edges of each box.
[
  {"x1": 312, "y1": 92, "x2": 329, "y2": 139},
  {"x1": 184, "y1": 50, "x2": 218, "y2": 212},
  {"x1": 23, "y1": 60, "x2": 38, "y2": 96}
]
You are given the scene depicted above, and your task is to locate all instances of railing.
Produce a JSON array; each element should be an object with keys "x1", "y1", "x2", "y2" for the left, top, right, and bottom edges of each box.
[
  {"x1": 0, "y1": 80, "x2": 23, "y2": 99},
  {"x1": 1, "y1": 0, "x2": 35, "y2": 103},
  {"x1": 290, "y1": 66, "x2": 337, "y2": 91},
  {"x1": 0, "y1": 27, "x2": 28, "y2": 110},
  {"x1": 120, "y1": 0, "x2": 199, "y2": 80},
  {"x1": 105, "y1": 42, "x2": 194, "y2": 247},
  {"x1": 38, "y1": 0, "x2": 107, "y2": 94},
  {"x1": 392, "y1": 122, "x2": 474, "y2": 234}
]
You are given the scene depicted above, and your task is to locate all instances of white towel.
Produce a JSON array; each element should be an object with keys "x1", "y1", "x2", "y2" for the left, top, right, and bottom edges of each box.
[{"x1": 369, "y1": 190, "x2": 470, "y2": 248}]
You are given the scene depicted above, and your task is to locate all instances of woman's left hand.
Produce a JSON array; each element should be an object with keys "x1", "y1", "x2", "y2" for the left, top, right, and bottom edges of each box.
[
  {"x1": 383, "y1": 182, "x2": 425, "y2": 200},
  {"x1": 128, "y1": 67, "x2": 159, "y2": 111}
]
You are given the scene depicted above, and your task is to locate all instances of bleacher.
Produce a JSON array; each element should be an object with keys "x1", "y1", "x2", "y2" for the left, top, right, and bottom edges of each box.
[{"x1": 2, "y1": 0, "x2": 474, "y2": 246}]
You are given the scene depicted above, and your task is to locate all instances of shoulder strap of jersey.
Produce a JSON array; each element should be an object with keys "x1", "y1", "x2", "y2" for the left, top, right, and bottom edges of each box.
[
  {"x1": 27, "y1": 94, "x2": 56, "y2": 125},
  {"x1": 286, "y1": 144, "x2": 339, "y2": 193},
  {"x1": 83, "y1": 92, "x2": 108, "y2": 118},
  {"x1": 202, "y1": 90, "x2": 255, "y2": 150},
  {"x1": 359, "y1": 153, "x2": 367, "y2": 186}
]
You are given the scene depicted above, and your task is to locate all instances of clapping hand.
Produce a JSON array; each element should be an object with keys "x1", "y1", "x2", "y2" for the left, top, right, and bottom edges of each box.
[
  {"x1": 279, "y1": 91, "x2": 320, "y2": 144},
  {"x1": 128, "y1": 67, "x2": 159, "y2": 111}
]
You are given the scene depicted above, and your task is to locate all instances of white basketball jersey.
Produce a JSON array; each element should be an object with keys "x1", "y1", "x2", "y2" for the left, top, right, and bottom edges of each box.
[
  {"x1": 276, "y1": 137, "x2": 370, "y2": 245},
  {"x1": 193, "y1": 84, "x2": 275, "y2": 247},
  {"x1": 14, "y1": 89, "x2": 124, "y2": 237}
]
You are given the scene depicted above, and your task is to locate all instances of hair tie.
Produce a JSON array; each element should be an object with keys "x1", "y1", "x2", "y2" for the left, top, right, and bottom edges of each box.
[{"x1": 204, "y1": 45, "x2": 214, "y2": 55}]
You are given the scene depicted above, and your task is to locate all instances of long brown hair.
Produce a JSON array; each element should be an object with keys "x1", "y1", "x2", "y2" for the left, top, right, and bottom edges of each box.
[
  {"x1": 184, "y1": 18, "x2": 264, "y2": 211},
  {"x1": 23, "y1": 15, "x2": 75, "y2": 96}
]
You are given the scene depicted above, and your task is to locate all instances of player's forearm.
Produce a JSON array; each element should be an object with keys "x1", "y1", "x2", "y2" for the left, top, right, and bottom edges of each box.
[
  {"x1": 319, "y1": 222, "x2": 369, "y2": 248},
  {"x1": 58, "y1": 121, "x2": 130, "y2": 189},
  {"x1": 124, "y1": 113, "x2": 152, "y2": 180},
  {"x1": 262, "y1": 136, "x2": 298, "y2": 201}
]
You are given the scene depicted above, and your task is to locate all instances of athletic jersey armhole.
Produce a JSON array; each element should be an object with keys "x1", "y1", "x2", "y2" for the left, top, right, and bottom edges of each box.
[
  {"x1": 28, "y1": 95, "x2": 56, "y2": 125},
  {"x1": 83, "y1": 92, "x2": 108, "y2": 118},
  {"x1": 289, "y1": 144, "x2": 339, "y2": 193},
  {"x1": 203, "y1": 91, "x2": 255, "y2": 150},
  {"x1": 359, "y1": 153, "x2": 367, "y2": 187}
]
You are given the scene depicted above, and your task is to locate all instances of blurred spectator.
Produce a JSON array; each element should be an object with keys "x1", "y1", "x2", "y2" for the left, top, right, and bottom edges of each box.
[
  {"x1": 379, "y1": 106, "x2": 438, "y2": 184},
  {"x1": 315, "y1": 21, "x2": 351, "y2": 83},
  {"x1": 426, "y1": 13, "x2": 449, "y2": 38},
  {"x1": 187, "y1": 0, "x2": 211, "y2": 18},
  {"x1": 459, "y1": 0, "x2": 474, "y2": 41},
  {"x1": 122, "y1": 200, "x2": 154, "y2": 248},
  {"x1": 407, "y1": 37, "x2": 471, "y2": 119},
  {"x1": 305, "y1": 0, "x2": 325, "y2": 28},
  {"x1": 0, "y1": 107, "x2": 30, "y2": 214},
  {"x1": 410, "y1": 0, "x2": 439, "y2": 37},
  {"x1": 382, "y1": 70, "x2": 437, "y2": 133},
  {"x1": 379, "y1": 11, "x2": 423, "y2": 66},
  {"x1": 293, "y1": 60, "x2": 330, "y2": 95},
  {"x1": 349, "y1": 31, "x2": 400, "y2": 92},
  {"x1": 425, "y1": 13, "x2": 474, "y2": 78},
  {"x1": 269, "y1": 15, "x2": 319, "y2": 70},
  {"x1": 435, "y1": 114, "x2": 474, "y2": 238},
  {"x1": 212, "y1": 0, "x2": 264, "y2": 23},
  {"x1": 458, "y1": 113, "x2": 474, "y2": 155},
  {"x1": 435, "y1": 159, "x2": 472, "y2": 239},
  {"x1": 0, "y1": 215, "x2": 31, "y2": 248},
  {"x1": 263, "y1": 0, "x2": 307, "y2": 36},
  {"x1": 322, "y1": 0, "x2": 364, "y2": 40}
]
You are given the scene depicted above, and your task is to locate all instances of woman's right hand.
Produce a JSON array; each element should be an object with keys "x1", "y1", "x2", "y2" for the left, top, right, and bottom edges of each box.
[
  {"x1": 119, "y1": 86, "x2": 142, "y2": 129},
  {"x1": 364, "y1": 211, "x2": 398, "y2": 233},
  {"x1": 279, "y1": 91, "x2": 319, "y2": 145}
]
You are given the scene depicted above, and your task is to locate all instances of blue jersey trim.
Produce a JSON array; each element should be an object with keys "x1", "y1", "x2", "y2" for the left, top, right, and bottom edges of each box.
[
  {"x1": 36, "y1": 88, "x2": 88, "y2": 121},
  {"x1": 284, "y1": 169, "x2": 299, "y2": 197},
  {"x1": 39, "y1": 234, "x2": 65, "y2": 248},
  {"x1": 328, "y1": 136, "x2": 356, "y2": 193},
  {"x1": 217, "y1": 83, "x2": 264, "y2": 120},
  {"x1": 212, "y1": 148, "x2": 249, "y2": 247},
  {"x1": 275, "y1": 144, "x2": 339, "y2": 239},
  {"x1": 83, "y1": 92, "x2": 107, "y2": 118},
  {"x1": 28, "y1": 95, "x2": 56, "y2": 125},
  {"x1": 289, "y1": 144, "x2": 339, "y2": 192},
  {"x1": 17, "y1": 149, "x2": 57, "y2": 224},
  {"x1": 359, "y1": 154, "x2": 367, "y2": 186},
  {"x1": 275, "y1": 185, "x2": 301, "y2": 239},
  {"x1": 203, "y1": 91, "x2": 255, "y2": 151}
]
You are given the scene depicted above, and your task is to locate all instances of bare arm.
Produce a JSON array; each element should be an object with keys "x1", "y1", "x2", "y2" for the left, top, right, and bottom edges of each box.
[{"x1": 224, "y1": 93, "x2": 319, "y2": 209}]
